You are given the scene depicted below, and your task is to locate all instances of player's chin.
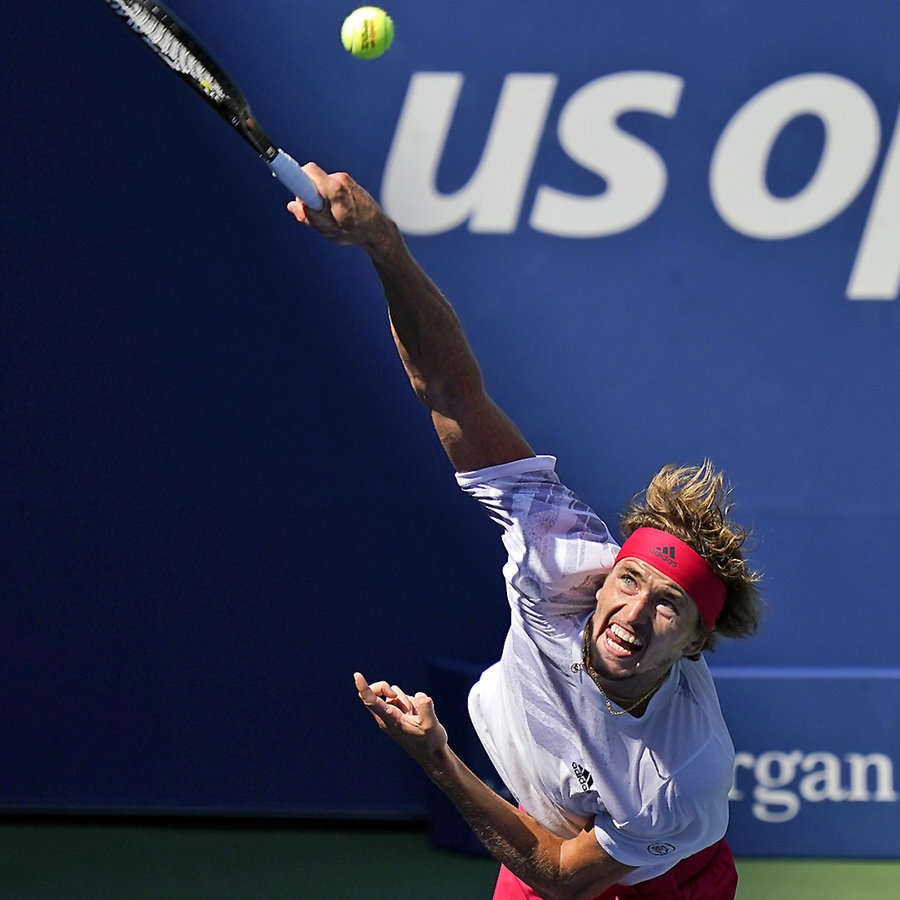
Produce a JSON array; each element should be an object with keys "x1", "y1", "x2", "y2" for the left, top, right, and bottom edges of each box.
[{"x1": 597, "y1": 650, "x2": 645, "y2": 682}]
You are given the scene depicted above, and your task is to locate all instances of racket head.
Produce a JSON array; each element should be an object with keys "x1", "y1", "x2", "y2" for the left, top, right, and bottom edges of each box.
[{"x1": 102, "y1": 0, "x2": 275, "y2": 158}]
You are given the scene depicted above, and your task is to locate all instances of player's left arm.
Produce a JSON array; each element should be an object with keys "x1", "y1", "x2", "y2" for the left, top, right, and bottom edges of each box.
[
  {"x1": 289, "y1": 165, "x2": 534, "y2": 473},
  {"x1": 354, "y1": 674, "x2": 635, "y2": 900}
]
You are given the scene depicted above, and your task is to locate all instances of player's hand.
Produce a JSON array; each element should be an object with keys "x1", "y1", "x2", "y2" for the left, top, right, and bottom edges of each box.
[
  {"x1": 288, "y1": 163, "x2": 392, "y2": 250},
  {"x1": 354, "y1": 672, "x2": 449, "y2": 767}
]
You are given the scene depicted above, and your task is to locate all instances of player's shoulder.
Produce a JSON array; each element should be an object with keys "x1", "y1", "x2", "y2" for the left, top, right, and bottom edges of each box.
[{"x1": 658, "y1": 661, "x2": 735, "y2": 782}]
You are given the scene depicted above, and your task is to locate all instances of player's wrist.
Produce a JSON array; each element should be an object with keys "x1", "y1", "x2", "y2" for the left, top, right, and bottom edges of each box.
[
  {"x1": 358, "y1": 215, "x2": 400, "y2": 256},
  {"x1": 417, "y1": 741, "x2": 457, "y2": 781}
]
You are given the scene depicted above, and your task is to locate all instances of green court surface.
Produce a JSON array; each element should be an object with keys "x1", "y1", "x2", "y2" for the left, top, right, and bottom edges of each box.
[{"x1": 0, "y1": 819, "x2": 897, "y2": 899}]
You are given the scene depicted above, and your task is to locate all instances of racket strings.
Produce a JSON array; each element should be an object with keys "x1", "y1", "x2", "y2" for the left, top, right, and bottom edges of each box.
[{"x1": 107, "y1": 0, "x2": 232, "y2": 104}]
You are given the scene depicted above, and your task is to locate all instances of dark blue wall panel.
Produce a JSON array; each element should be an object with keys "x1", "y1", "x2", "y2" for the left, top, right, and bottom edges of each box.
[{"x1": 2, "y1": 2, "x2": 898, "y2": 849}]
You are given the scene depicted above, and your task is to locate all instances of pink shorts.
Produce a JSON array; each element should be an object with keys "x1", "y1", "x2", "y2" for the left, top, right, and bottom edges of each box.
[{"x1": 492, "y1": 836, "x2": 738, "y2": 900}]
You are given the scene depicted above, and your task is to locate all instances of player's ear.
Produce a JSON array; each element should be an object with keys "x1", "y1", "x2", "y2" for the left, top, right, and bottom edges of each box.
[{"x1": 683, "y1": 630, "x2": 709, "y2": 661}]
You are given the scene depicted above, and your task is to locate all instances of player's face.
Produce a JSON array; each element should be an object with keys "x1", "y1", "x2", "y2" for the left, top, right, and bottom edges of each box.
[{"x1": 590, "y1": 557, "x2": 707, "y2": 687}]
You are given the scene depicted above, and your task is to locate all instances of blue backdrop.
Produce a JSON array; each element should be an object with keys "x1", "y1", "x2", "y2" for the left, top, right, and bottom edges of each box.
[{"x1": 2, "y1": 0, "x2": 897, "y2": 856}]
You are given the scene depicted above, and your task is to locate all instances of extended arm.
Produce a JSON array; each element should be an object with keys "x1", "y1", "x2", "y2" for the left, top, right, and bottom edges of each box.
[
  {"x1": 288, "y1": 165, "x2": 533, "y2": 472},
  {"x1": 355, "y1": 673, "x2": 636, "y2": 900}
]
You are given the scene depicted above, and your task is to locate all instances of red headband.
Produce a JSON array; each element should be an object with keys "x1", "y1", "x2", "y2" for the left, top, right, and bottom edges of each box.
[{"x1": 615, "y1": 528, "x2": 725, "y2": 628}]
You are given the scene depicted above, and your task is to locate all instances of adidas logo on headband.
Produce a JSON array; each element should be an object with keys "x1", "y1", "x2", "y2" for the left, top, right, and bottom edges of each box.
[{"x1": 650, "y1": 545, "x2": 677, "y2": 568}]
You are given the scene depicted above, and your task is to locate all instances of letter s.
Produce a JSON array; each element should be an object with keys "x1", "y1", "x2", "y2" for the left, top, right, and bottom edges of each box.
[{"x1": 530, "y1": 72, "x2": 684, "y2": 237}]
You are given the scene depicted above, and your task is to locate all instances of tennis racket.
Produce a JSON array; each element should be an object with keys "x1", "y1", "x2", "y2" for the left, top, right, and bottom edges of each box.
[{"x1": 102, "y1": 0, "x2": 322, "y2": 209}]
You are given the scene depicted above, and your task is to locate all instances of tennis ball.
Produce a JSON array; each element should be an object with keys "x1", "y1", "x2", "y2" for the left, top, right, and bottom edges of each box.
[{"x1": 341, "y1": 7, "x2": 394, "y2": 60}]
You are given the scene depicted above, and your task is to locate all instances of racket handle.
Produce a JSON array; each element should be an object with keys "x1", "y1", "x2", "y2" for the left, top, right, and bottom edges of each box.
[{"x1": 267, "y1": 150, "x2": 323, "y2": 210}]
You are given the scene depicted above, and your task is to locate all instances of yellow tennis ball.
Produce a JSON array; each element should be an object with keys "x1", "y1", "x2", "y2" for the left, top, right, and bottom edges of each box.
[{"x1": 341, "y1": 7, "x2": 394, "y2": 60}]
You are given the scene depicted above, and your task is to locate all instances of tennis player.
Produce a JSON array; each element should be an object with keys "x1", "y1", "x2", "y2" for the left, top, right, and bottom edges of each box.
[{"x1": 288, "y1": 164, "x2": 763, "y2": 900}]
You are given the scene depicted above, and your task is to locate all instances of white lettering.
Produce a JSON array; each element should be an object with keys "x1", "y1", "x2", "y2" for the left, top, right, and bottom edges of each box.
[
  {"x1": 846, "y1": 752, "x2": 900, "y2": 802},
  {"x1": 799, "y1": 752, "x2": 848, "y2": 802},
  {"x1": 381, "y1": 72, "x2": 556, "y2": 235},
  {"x1": 530, "y1": 72, "x2": 683, "y2": 237},
  {"x1": 847, "y1": 109, "x2": 900, "y2": 300},
  {"x1": 710, "y1": 73, "x2": 881, "y2": 239},
  {"x1": 383, "y1": 70, "x2": 897, "y2": 300},
  {"x1": 731, "y1": 750, "x2": 899, "y2": 822},
  {"x1": 753, "y1": 750, "x2": 805, "y2": 823}
]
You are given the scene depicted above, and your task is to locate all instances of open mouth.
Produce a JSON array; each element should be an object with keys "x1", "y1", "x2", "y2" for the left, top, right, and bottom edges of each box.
[{"x1": 605, "y1": 623, "x2": 645, "y2": 656}]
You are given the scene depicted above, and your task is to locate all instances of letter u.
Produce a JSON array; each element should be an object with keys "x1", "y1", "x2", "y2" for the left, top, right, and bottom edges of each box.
[{"x1": 381, "y1": 72, "x2": 557, "y2": 235}]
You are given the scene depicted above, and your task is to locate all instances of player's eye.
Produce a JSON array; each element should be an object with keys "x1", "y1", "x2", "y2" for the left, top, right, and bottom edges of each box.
[{"x1": 620, "y1": 572, "x2": 638, "y2": 591}]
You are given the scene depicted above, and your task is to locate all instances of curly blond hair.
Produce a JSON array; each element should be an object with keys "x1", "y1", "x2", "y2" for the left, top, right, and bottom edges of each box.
[{"x1": 619, "y1": 460, "x2": 763, "y2": 650}]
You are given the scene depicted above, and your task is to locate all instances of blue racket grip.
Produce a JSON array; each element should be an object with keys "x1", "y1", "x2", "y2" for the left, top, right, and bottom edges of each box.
[{"x1": 267, "y1": 150, "x2": 323, "y2": 210}]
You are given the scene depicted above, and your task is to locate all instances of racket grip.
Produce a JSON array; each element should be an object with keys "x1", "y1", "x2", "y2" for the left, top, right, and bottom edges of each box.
[{"x1": 267, "y1": 150, "x2": 323, "y2": 210}]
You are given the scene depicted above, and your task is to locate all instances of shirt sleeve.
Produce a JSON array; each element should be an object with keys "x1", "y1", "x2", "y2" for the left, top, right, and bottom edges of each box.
[{"x1": 456, "y1": 455, "x2": 620, "y2": 608}]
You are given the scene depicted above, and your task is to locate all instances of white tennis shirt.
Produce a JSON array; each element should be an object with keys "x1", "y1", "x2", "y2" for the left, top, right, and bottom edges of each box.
[{"x1": 457, "y1": 456, "x2": 734, "y2": 884}]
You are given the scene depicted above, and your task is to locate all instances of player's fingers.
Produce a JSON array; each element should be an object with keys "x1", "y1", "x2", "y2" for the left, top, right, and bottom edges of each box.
[
  {"x1": 299, "y1": 161, "x2": 341, "y2": 205},
  {"x1": 287, "y1": 199, "x2": 308, "y2": 223},
  {"x1": 413, "y1": 693, "x2": 437, "y2": 727},
  {"x1": 370, "y1": 680, "x2": 396, "y2": 700},
  {"x1": 354, "y1": 672, "x2": 397, "y2": 719},
  {"x1": 300, "y1": 160, "x2": 329, "y2": 184},
  {"x1": 355, "y1": 673, "x2": 393, "y2": 700},
  {"x1": 389, "y1": 684, "x2": 413, "y2": 712}
]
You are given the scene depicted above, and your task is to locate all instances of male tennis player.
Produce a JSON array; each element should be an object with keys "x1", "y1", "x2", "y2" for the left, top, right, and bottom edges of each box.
[{"x1": 288, "y1": 164, "x2": 763, "y2": 900}]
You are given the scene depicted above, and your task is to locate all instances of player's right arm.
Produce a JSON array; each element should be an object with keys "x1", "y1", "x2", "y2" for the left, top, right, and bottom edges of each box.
[
  {"x1": 288, "y1": 164, "x2": 533, "y2": 472},
  {"x1": 355, "y1": 672, "x2": 636, "y2": 900}
]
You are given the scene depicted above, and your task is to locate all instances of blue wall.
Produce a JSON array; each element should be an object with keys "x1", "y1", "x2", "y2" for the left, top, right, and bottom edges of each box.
[{"x1": 2, "y1": 0, "x2": 898, "y2": 853}]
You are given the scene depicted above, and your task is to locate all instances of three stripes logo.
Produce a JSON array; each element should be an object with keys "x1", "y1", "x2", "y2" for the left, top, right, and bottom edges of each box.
[
  {"x1": 572, "y1": 762, "x2": 594, "y2": 792},
  {"x1": 650, "y1": 544, "x2": 677, "y2": 568}
]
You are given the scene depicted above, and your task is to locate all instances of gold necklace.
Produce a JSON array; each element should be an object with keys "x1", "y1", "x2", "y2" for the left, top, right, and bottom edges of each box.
[{"x1": 581, "y1": 614, "x2": 668, "y2": 717}]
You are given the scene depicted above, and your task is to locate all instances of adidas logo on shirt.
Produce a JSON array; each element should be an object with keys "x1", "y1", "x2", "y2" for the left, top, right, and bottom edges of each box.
[{"x1": 572, "y1": 762, "x2": 594, "y2": 792}]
